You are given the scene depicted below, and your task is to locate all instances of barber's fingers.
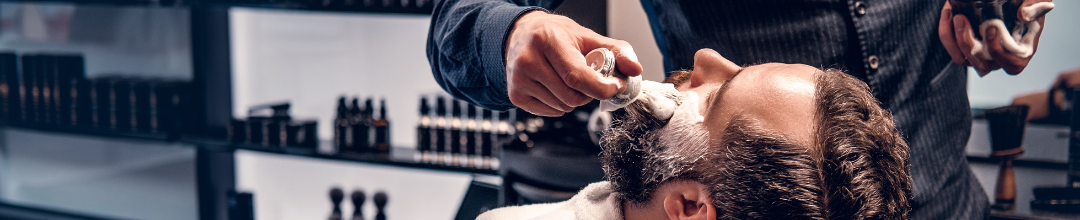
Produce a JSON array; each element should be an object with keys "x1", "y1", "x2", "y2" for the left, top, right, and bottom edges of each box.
[
  {"x1": 544, "y1": 35, "x2": 628, "y2": 100},
  {"x1": 513, "y1": 96, "x2": 566, "y2": 117},
  {"x1": 952, "y1": 15, "x2": 1001, "y2": 74},
  {"x1": 984, "y1": 26, "x2": 1032, "y2": 74},
  {"x1": 583, "y1": 37, "x2": 643, "y2": 77},
  {"x1": 506, "y1": 41, "x2": 575, "y2": 115},
  {"x1": 1019, "y1": 0, "x2": 1054, "y2": 23},
  {"x1": 531, "y1": 55, "x2": 595, "y2": 107},
  {"x1": 507, "y1": 76, "x2": 571, "y2": 117},
  {"x1": 938, "y1": 2, "x2": 970, "y2": 66}
]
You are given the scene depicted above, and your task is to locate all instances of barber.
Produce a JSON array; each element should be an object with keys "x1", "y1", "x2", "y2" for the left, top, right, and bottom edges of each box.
[{"x1": 426, "y1": 0, "x2": 1054, "y2": 219}]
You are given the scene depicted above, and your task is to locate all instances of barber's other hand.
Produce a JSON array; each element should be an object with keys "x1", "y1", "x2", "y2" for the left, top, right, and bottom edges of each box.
[
  {"x1": 938, "y1": 0, "x2": 1052, "y2": 75},
  {"x1": 1010, "y1": 67, "x2": 1080, "y2": 121},
  {"x1": 505, "y1": 11, "x2": 642, "y2": 117}
]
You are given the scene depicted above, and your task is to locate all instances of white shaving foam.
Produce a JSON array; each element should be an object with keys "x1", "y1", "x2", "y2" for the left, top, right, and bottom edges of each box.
[
  {"x1": 600, "y1": 79, "x2": 686, "y2": 121},
  {"x1": 970, "y1": 2, "x2": 1054, "y2": 76}
]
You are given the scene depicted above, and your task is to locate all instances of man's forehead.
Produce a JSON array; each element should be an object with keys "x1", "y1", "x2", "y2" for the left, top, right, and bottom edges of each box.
[{"x1": 705, "y1": 64, "x2": 821, "y2": 148}]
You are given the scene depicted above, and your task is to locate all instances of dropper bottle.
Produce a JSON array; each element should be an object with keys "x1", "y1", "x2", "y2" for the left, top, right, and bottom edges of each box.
[
  {"x1": 334, "y1": 97, "x2": 349, "y2": 153},
  {"x1": 417, "y1": 96, "x2": 432, "y2": 162},
  {"x1": 373, "y1": 98, "x2": 390, "y2": 154},
  {"x1": 434, "y1": 96, "x2": 448, "y2": 164}
]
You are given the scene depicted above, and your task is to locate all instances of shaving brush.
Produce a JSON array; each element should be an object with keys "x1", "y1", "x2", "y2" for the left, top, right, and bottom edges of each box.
[
  {"x1": 949, "y1": 0, "x2": 1023, "y2": 39},
  {"x1": 984, "y1": 105, "x2": 1029, "y2": 211}
]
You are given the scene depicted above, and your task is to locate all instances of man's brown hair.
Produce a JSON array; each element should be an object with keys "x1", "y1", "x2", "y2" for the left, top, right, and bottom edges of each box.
[{"x1": 599, "y1": 68, "x2": 911, "y2": 219}]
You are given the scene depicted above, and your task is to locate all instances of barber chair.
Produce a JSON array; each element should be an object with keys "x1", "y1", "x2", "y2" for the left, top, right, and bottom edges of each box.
[{"x1": 497, "y1": 106, "x2": 605, "y2": 206}]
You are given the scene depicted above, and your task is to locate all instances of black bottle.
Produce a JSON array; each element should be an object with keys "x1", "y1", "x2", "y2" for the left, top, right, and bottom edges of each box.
[
  {"x1": 434, "y1": 96, "x2": 447, "y2": 164},
  {"x1": 464, "y1": 103, "x2": 478, "y2": 167},
  {"x1": 40, "y1": 55, "x2": 53, "y2": 124},
  {"x1": 266, "y1": 103, "x2": 291, "y2": 147},
  {"x1": 0, "y1": 52, "x2": 17, "y2": 121},
  {"x1": 373, "y1": 99, "x2": 390, "y2": 153},
  {"x1": 56, "y1": 54, "x2": 83, "y2": 126},
  {"x1": 72, "y1": 78, "x2": 91, "y2": 126},
  {"x1": 113, "y1": 79, "x2": 132, "y2": 130},
  {"x1": 151, "y1": 82, "x2": 184, "y2": 133},
  {"x1": 491, "y1": 110, "x2": 512, "y2": 169},
  {"x1": 417, "y1": 96, "x2": 432, "y2": 162},
  {"x1": 449, "y1": 99, "x2": 463, "y2": 166},
  {"x1": 92, "y1": 78, "x2": 115, "y2": 128},
  {"x1": 286, "y1": 120, "x2": 318, "y2": 148},
  {"x1": 132, "y1": 80, "x2": 152, "y2": 131},
  {"x1": 352, "y1": 98, "x2": 373, "y2": 153},
  {"x1": 346, "y1": 98, "x2": 365, "y2": 155},
  {"x1": 479, "y1": 109, "x2": 493, "y2": 169},
  {"x1": 20, "y1": 54, "x2": 37, "y2": 123},
  {"x1": 334, "y1": 97, "x2": 349, "y2": 153},
  {"x1": 229, "y1": 118, "x2": 246, "y2": 143}
]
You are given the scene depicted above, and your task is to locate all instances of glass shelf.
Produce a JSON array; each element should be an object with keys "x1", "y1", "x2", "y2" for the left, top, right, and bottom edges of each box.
[
  {"x1": 232, "y1": 141, "x2": 499, "y2": 175},
  {"x1": 0, "y1": 122, "x2": 179, "y2": 143}
]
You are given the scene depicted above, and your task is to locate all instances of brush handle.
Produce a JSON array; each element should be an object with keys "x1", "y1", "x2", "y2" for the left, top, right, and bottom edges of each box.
[{"x1": 992, "y1": 157, "x2": 1017, "y2": 211}]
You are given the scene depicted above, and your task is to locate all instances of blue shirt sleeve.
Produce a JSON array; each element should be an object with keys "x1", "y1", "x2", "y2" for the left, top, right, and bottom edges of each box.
[{"x1": 426, "y1": 0, "x2": 559, "y2": 111}]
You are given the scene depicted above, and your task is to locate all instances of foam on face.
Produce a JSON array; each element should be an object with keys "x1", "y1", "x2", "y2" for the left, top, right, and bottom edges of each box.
[{"x1": 600, "y1": 79, "x2": 693, "y2": 122}]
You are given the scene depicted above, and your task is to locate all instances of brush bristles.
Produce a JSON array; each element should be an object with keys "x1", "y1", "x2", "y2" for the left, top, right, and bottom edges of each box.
[{"x1": 984, "y1": 105, "x2": 1029, "y2": 154}]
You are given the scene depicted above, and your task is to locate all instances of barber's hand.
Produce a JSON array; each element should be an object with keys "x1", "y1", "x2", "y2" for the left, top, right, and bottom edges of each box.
[
  {"x1": 938, "y1": 0, "x2": 1052, "y2": 75},
  {"x1": 1011, "y1": 91, "x2": 1050, "y2": 121},
  {"x1": 1052, "y1": 67, "x2": 1080, "y2": 89},
  {"x1": 505, "y1": 11, "x2": 642, "y2": 117}
]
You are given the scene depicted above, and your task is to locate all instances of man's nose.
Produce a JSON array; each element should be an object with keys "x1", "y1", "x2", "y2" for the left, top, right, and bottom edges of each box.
[{"x1": 690, "y1": 49, "x2": 740, "y2": 87}]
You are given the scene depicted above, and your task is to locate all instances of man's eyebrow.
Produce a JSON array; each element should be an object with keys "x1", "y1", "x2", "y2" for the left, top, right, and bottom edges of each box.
[{"x1": 704, "y1": 68, "x2": 744, "y2": 107}]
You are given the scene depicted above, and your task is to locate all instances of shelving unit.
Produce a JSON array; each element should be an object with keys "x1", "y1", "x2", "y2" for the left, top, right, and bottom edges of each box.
[{"x1": 0, "y1": 1, "x2": 469, "y2": 219}]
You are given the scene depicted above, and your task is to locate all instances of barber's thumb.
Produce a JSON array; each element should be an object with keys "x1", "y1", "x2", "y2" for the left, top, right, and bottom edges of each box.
[
  {"x1": 1020, "y1": 2, "x2": 1054, "y2": 23},
  {"x1": 612, "y1": 45, "x2": 643, "y2": 77}
]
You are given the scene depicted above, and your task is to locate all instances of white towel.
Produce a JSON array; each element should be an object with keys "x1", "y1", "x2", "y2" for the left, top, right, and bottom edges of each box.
[{"x1": 476, "y1": 182, "x2": 624, "y2": 220}]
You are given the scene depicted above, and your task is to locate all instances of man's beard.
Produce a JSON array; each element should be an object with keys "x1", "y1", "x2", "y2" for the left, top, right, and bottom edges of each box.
[
  {"x1": 599, "y1": 114, "x2": 705, "y2": 205},
  {"x1": 598, "y1": 92, "x2": 709, "y2": 205}
]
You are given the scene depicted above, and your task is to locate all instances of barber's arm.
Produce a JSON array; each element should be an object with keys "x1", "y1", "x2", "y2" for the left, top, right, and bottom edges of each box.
[
  {"x1": 938, "y1": 0, "x2": 1053, "y2": 75},
  {"x1": 426, "y1": 0, "x2": 642, "y2": 116}
]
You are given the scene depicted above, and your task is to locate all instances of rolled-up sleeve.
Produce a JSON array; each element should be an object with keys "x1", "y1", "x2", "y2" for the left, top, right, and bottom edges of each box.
[{"x1": 426, "y1": 0, "x2": 557, "y2": 110}]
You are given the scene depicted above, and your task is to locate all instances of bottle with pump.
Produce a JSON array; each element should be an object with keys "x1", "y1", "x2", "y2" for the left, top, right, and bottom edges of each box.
[
  {"x1": 449, "y1": 99, "x2": 463, "y2": 166},
  {"x1": 464, "y1": 104, "x2": 478, "y2": 167},
  {"x1": 374, "y1": 98, "x2": 390, "y2": 154},
  {"x1": 434, "y1": 96, "x2": 448, "y2": 164},
  {"x1": 417, "y1": 96, "x2": 432, "y2": 162}
]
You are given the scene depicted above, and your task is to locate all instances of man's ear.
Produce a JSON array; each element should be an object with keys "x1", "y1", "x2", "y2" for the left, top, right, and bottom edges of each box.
[{"x1": 661, "y1": 181, "x2": 716, "y2": 220}]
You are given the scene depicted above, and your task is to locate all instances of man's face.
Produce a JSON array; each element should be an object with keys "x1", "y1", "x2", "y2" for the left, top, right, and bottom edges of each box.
[
  {"x1": 677, "y1": 49, "x2": 820, "y2": 147},
  {"x1": 601, "y1": 48, "x2": 825, "y2": 205},
  {"x1": 602, "y1": 50, "x2": 910, "y2": 219}
]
